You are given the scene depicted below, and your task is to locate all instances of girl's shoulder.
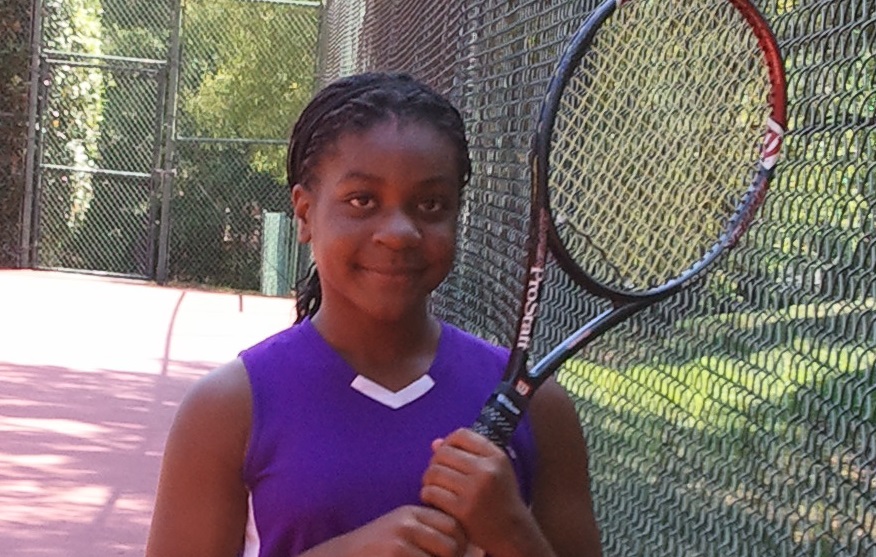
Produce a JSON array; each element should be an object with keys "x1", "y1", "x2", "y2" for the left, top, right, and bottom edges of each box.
[
  {"x1": 178, "y1": 358, "x2": 253, "y2": 444},
  {"x1": 159, "y1": 357, "x2": 253, "y2": 492}
]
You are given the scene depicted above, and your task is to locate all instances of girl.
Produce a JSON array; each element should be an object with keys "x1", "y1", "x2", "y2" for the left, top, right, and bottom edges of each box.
[{"x1": 146, "y1": 72, "x2": 602, "y2": 557}]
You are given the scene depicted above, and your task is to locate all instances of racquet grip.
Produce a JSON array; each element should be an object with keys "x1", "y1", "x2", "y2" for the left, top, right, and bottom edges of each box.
[{"x1": 472, "y1": 381, "x2": 531, "y2": 449}]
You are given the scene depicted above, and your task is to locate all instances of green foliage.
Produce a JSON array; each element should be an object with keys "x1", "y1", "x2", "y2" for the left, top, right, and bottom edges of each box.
[
  {"x1": 38, "y1": 0, "x2": 104, "y2": 243},
  {"x1": 33, "y1": 0, "x2": 318, "y2": 284},
  {"x1": 43, "y1": 0, "x2": 103, "y2": 54},
  {"x1": 100, "y1": 0, "x2": 170, "y2": 59},
  {"x1": 161, "y1": 0, "x2": 319, "y2": 288},
  {"x1": 169, "y1": 143, "x2": 289, "y2": 289},
  {"x1": 180, "y1": 0, "x2": 319, "y2": 179}
]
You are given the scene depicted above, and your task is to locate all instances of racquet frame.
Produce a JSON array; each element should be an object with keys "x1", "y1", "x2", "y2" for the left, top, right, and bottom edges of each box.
[{"x1": 472, "y1": 0, "x2": 787, "y2": 447}]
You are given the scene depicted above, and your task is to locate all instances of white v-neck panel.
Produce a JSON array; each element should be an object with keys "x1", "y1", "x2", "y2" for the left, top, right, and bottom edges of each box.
[{"x1": 349, "y1": 374, "x2": 435, "y2": 409}]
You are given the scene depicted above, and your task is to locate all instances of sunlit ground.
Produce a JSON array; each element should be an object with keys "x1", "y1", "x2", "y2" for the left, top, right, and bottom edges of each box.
[{"x1": 0, "y1": 270, "x2": 296, "y2": 556}]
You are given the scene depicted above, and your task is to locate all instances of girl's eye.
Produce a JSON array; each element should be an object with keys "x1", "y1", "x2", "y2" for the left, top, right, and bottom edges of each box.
[
  {"x1": 419, "y1": 198, "x2": 446, "y2": 213},
  {"x1": 348, "y1": 195, "x2": 376, "y2": 209}
]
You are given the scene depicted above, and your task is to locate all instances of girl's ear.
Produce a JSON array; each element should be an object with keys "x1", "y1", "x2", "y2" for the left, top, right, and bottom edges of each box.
[{"x1": 291, "y1": 184, "x2": 312, "y2": 243}]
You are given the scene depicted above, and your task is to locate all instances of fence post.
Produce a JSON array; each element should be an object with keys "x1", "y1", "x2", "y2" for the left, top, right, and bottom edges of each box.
[
  {"x1": 20, "y1": 0, "x2": 44, "y2": 267},
  {"x1": 155, "y1": 0, "x2": 183, "y2": 284}
]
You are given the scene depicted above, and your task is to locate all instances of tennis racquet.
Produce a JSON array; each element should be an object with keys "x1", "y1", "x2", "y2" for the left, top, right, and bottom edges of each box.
[{"x1": 471, "y1": 0, "x2": 788, "y2": 448}]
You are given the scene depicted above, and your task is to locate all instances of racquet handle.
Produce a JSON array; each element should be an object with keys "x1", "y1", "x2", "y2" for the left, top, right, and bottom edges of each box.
[{"x1": 472, "y1": 381, "x2": 531, "y2": 448}]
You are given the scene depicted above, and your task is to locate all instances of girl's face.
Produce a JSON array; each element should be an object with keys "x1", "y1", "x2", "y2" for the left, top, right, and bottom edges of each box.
[{"x1": 293, "y1": 118, "x2": 461, "y2": 324}]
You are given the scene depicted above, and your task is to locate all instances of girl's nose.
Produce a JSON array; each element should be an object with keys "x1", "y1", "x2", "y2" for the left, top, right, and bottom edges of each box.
[{"x1": 373, "y1": 209, "x2": 422, "y2": 249}]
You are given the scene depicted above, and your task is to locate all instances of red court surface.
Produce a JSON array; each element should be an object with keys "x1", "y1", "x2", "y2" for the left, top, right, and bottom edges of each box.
[{"x1": 0, "y1": 269, "x2": 297, "y2": 556}]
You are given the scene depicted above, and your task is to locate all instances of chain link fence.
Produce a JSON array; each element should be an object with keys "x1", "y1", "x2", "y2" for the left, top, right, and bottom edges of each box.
[
  {"x1": 26, "y1": 0, "x2": 172, "y2": 276},
  {"x1": 20, "y1": 0, "x2": 319, "y2": 288},
  {"x1": 169, "y1": 0, "x2": 319, "y2": 290},
  {"x1": 314, "y1": 1, "x2": 875, "y2": 556}
]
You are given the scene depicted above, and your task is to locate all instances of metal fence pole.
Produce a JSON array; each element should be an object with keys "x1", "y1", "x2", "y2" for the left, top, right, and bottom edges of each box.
[
  {"x1": 19, "y1": 0, "x2": 44, "y2": 268},
  {"x1": 155, "y1": 0, "x2": 183, "y2": 284},
  {"x1": 147, "y1": 64, "x2": 170, "y2": 279}
]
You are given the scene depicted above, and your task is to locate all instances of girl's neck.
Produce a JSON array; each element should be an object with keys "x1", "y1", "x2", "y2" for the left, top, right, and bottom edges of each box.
[{"x1": 309, "y1": 305, "x2": 442, "y2": 390}]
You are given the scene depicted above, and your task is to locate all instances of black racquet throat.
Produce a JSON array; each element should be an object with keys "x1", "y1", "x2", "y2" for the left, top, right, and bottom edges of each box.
[{"x1": 472, "y1": 0, "x2": 788, "y2": 448}]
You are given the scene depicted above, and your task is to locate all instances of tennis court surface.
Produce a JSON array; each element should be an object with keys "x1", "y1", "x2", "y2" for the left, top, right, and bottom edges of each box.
[{"x1": 0, "y1": 269, "x2": 296, "y2": 556}]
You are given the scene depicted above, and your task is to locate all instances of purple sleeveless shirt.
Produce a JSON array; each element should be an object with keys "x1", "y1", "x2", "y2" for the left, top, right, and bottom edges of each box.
[{"x1": 239, "y1": 318, "x2": 537, "y2": 557}]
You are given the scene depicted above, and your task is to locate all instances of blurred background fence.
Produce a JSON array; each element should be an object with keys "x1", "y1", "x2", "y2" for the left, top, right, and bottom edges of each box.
[
  {"x1": 2, "y1": 0, "x2": 319, "y2": 289},
  {"x1": 1, "y1": 0, "x2": 874, "y2": 556}
]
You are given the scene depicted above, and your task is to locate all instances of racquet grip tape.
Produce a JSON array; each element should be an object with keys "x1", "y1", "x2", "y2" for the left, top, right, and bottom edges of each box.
[{"x1": 472, "y1": 381, "x2": 531, "y2": 449}]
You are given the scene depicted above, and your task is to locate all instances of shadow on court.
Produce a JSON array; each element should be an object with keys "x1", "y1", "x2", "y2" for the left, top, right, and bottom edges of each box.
[{"x1": 0, "y1": 269, "x2": 296, "y2": 556}]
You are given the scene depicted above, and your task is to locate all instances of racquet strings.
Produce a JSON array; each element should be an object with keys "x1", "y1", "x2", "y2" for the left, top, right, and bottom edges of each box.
[{"x1": 549, "y1": 0, "x2": 773, "y2": 294}]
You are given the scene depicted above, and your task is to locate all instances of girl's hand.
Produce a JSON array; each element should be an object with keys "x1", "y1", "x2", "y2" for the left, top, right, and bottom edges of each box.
[
  {"x1": 420, "y1": 428, "x2": 543, "y2": 557},
  {"x1": 302, "y1": 505, "x2": 468, "y2": 557}
]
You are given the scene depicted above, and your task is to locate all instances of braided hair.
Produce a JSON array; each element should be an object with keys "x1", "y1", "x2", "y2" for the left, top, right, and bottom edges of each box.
[{"x1": 288, "y1": 72, "x2": 471, "y2": 323}]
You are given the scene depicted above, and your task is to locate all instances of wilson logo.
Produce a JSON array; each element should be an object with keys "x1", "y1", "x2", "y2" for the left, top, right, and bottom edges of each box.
[
  {"x1": 515, "y1": 379, "x2": 532, "y2": 397},
  {"x1": 760, "y1": 117, "x2": 785, "y2": 170},
  {"x1": 516, "y1": 266, "x2": 545, "y2": 350}
]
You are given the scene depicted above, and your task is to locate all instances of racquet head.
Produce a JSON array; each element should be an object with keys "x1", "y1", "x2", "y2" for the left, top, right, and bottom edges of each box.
[
  {"x1": 473, "y1": 0, "x2": 787, "y2": 448},
  {"x1": 537, "y1": 0, "x2": 787, "y2": 301}
]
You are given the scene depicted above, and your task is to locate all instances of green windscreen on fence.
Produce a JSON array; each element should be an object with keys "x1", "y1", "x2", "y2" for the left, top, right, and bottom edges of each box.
[
  {"x1": 313, "y1": 2, "x2": 875, "y2": 557},
  {"x1": 260, "y1": 211, "x2": 295, "y2": 297}
]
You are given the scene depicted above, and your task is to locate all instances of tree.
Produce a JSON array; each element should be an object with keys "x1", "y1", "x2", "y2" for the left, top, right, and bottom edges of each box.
[{"x1": 181, "y1": 0, "x2": 320, "y2": 179}]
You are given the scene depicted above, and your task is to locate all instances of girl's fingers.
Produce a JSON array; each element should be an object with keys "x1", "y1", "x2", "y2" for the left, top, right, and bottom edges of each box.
[
  {"x1": 441, "y1": 428, "x2": 504, "y2": 457},
  {"x1": 420, "y1": 482, "x2": 459, "y2": 514},
  {"x1": 412, "y1": 507, "x2": 467, "y2": 557}
]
